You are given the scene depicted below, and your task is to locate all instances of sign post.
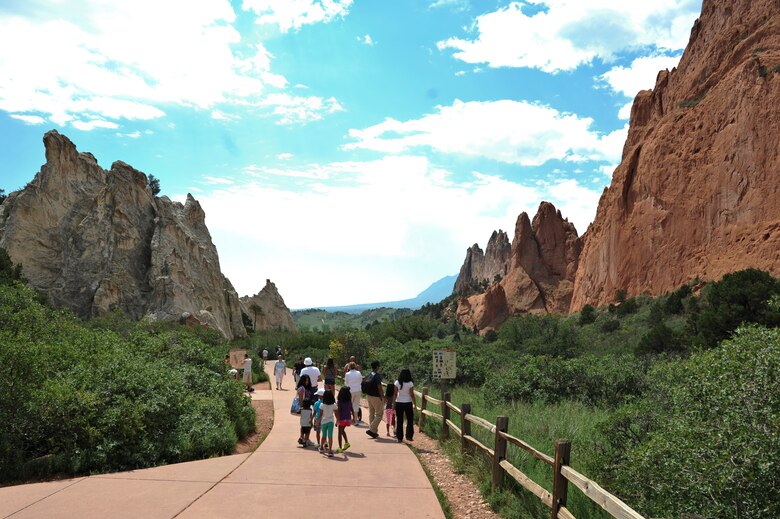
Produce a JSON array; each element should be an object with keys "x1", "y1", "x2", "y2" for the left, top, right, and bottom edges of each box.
[{"x1": 432, "y1": 349, "x2": 457, "y2": 399}]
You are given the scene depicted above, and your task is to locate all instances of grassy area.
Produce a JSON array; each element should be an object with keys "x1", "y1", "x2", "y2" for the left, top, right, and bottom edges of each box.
[{"x1": 422, "y1": 388, "x2": 613, "y2": 518}]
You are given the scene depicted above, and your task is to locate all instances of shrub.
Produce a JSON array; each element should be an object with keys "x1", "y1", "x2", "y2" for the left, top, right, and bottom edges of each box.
[
  {"x1": 595, "y1": 325, "x2": 780, "y2": 518},
  {"x1": 600, "y1": 318, "x2": 620, "y2": 332},
  {"x1": 0, "y1": 282, "x2": 254, "y2": 483},
  {"x1": 578, "y1": 304, "x2": 597, "y2": 325},
  {"x1": 690, "y1": 269, "x2": 780, "y2": 349}
]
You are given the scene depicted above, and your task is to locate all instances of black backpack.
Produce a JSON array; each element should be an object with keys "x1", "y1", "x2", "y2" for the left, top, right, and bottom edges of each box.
[{"x1": 361, "y1": 372, "x2": 375, "y2": 394}]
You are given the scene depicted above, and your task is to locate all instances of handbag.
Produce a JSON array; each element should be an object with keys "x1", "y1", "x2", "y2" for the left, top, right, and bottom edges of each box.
[{"x1": 290, "y1": 395, "x2": 301, "y2": 414}]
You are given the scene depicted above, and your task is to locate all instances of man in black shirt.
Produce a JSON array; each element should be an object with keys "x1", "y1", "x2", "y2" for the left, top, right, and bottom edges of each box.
[{"x1": 365, "y1": 360, "x2": 384, "y2": 438}]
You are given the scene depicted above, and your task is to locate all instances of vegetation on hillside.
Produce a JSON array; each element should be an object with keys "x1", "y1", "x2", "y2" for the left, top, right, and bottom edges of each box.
[
  {"x1": 292, "y1": 306, "x2": 412, "y2": 332},
  {"x1": 0, "y1": 249, "x2": 255, "y2": 484}
]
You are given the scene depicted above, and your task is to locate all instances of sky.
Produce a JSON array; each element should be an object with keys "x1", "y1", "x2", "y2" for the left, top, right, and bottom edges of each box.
[{"x1": 0, "y1": 0, "x2": 703, "y2": 309}]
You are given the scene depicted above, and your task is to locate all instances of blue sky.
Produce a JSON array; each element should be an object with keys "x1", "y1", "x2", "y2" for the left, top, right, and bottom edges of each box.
[{"x1": 0, "y1": 0, "x2": 702, "y2": 308}]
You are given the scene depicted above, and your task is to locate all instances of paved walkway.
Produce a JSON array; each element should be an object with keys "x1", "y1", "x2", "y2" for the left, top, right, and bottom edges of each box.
[{"x1": 0, "y1": 362, "x2": 444, "y2": 519}]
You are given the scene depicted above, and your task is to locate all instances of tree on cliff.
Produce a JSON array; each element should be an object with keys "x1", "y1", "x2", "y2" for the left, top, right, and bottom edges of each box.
[
  {"x1": 0, "y1": 189, "x2": 6, "y2": 204},
  {"x1": 0, "y1": 248, "x2": 23, "y2": 285},
  {"x1": 249, "y1": 303, "x2": 263, "y2": 330},
  {"x1": 148, "y1": 174, "x2": 160, "y2": 196}
]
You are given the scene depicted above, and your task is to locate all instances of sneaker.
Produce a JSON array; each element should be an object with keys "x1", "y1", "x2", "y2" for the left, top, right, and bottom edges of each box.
[
  {"x1": 297, "y1": 438, "x2": 304, "y2": 445},
  {"x1": 397, "y1": 438, "x2": 403, "y2": 443},
  {"x1": 327, "y1": 452, "x2": 334, "y2": 458},
  {"x1": 305, "y1": 440, "x2": 314, "y2": 447},
  {"x1": 366, "y1": 430, "x2": 378, "y2": 439},
  {"x1": 336, "y1": 448, "x2": 343, "y2": 453},
  {"x1": 343, "y1": 442, "x2": 350, "y2": 451}
]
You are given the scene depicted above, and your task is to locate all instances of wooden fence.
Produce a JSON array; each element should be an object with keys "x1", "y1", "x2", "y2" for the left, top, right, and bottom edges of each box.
[{"x1": 414, "y1": 387, "x2": 645, "y2": 519}]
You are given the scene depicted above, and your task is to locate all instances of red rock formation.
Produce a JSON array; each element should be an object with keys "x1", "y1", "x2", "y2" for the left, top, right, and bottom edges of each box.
[
  {"x1": 571, "y1": 0, "x2": 780, "y2": 310},
  {"x1": 457, "y1": 202, "x2": 581, "y2": 332}
]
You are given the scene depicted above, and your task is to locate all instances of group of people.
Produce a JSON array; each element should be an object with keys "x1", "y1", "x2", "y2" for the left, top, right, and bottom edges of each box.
[{"x1": 292, "y1": 356, "x2": 418, "y2": 456}]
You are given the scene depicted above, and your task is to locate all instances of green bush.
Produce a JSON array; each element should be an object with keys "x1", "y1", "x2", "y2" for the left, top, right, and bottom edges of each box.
[
  {"x1": 0, "y1": 282, "x2": 255, "y2": 483},
  {"x1": 690, "y1": 269, "x2": 780, "y2": 349},
  {"x1": 594, "y1": 325, "x2": 780, "y2": 518}
]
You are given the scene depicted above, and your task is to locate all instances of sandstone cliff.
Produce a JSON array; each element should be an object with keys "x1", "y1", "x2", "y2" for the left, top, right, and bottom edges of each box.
[
  {"x1": 240, "y1": 279, "x2": 296, "y2": 332},
  {"x1": 453, "y1": 230, "x2": 511, "y2": 294},
  {"x1": 571, "y1": 0, "x2": 780, "y2": 310},
  {"x1": 0, "y1": 131, "x2": 252, "y2": 337},
  {"x1": 456, "y1": 202, "x2": 582, "y2": 332}
]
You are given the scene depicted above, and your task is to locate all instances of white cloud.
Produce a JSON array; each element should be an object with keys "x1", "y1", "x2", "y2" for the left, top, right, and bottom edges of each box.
[
  {"x1": 242, "y1": 0, "x2": 353, "y2": 32},
  {"x1": 357, "y1": 34, "x2": 376, "y2": 46},
  {"x1": 0, "y1": 1, "x2": 325, "y2": 129},
  {"x1": 599, "y1": 53, "x2": 682, "y2": 98},
  {"x1": 260, "y1": 93, "x2": 345, "y2": 125},
  {"x1": 276, "y1": 152, "x2": 294, "y2": 160},
  {"x1": 190, "y1": 155, "x2": 603, "y2": 307},
  {"x1": 345, "y1": 99, "x2": 626, "y2": 166},
  {"x1": 430, "y1": 0, "x2": 470, "y2": 12},
  {"x1": 9, "y1": 114, "x2": 46, "y2": 125},
  {"x1": 211, "y1": 110, "x2": 239, "y2": 121},
  {"x1": 116, "y1": 130, "x2": 142, "y2": 138},
  {"x1": 618, "y1": 102, "x2": 633, "y2": 120},
  {"x1": 438, "y1": 0, "x2": 700, "y2": 72},
  {"x1": 203, "y1": 176, "x2": 236, "y2": 185},
  {"x1": 71, "y1": 119, "x2": 119, "y2": 131}
]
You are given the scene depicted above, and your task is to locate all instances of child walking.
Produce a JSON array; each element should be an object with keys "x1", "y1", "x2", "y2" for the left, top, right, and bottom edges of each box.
[
  {"x1": 384, "y1": 381, "x2": 396, "y2": 437},
  {"x1": 317, "y1": 390, "x2": 336, "y2": 457},
  {"x1": 298, "y1": 399, "x2": 313, "y2": 447},
  {"x1": 336, "y1": 387, "x2": 355, "y2": 454},
  {"x1": 313, "y1": 389, "x2": 324, "y2": 449}
]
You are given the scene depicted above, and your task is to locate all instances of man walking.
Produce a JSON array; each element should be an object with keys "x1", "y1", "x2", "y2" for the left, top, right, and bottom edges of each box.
[
  {"x1": 344, "y1": 362, "x2": 362, "y2": 424},
  {"x1": 273, "y1": 354, "x2": 286, "y2": 390},
  {"x1": 300, "y1": 357, "x2": 322, "y2": 392},
  {"x1": 364, "y1": 360, "x2": 383, "y2": 439}
]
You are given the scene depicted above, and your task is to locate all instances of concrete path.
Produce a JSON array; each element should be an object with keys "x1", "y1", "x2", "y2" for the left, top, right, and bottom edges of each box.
[{"x1": 1, "y1": 362, "x2": 444, "y2": 519}]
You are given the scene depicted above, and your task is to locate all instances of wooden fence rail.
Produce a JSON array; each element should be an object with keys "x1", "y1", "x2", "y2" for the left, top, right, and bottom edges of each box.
[{"x1": 411, "y1": 386, "x2": 645, "y2": 519}]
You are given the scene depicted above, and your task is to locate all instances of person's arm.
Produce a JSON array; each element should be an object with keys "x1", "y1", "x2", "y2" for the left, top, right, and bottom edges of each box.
[
  {"x1": 410, "y1": 385, "x2": 417, "y2": 408},
  {"x1": 392, "y1": 385, "x2": 399, "y2": 407},
  {"x1": 374, "y1": 376, "x2": 383, "y2": 397}
]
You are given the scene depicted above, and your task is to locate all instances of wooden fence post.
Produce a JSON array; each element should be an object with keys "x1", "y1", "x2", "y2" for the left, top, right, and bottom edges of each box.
[
  {"x1": 551, "y1": 439, "x2": 571, "y2": 519},
  {"x1": 419, "y1": 387, "x2": 429, "y2": 429},
  {"x1": 460, "y1": 403, "x2": 471, "y2": 454},
  {"x1": 492, "y1": 416, "x2": 509, "y2": 489},
  {"x1": 441, "y1": 393, "x2": 451, "y2": 440}
]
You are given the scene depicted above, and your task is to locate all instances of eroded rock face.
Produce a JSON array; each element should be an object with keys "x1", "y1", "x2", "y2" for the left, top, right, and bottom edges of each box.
[
  {"x1": 453, "y1": 230, "x2": 511, "y2": 294},
  {"x1": 456, "y1": 202, "x2": 581, "y2": 332},
  {"x1": 240, "y1": 279, "x2": 296, "y2": 332},
  {"x1": 571, "y1": 0, "x2": 780, "y2": 310},
  {"x1": 0, "y1": 131, "x2": 250, "y2": 338}
]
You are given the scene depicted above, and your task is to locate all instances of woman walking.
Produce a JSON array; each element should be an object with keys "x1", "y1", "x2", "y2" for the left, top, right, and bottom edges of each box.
[
  {"x1": 323, "y1": 358, "x2": 337, "y2": 393},
  {"x1": 273, "y1": 355, "x2": 286, "y2": 390},
  {"x1": 393, "y1": 369, "x2": 417, "y2": 443},
  {"x1": 296, "y1": 374, "x2": 313, "y2": 411}
]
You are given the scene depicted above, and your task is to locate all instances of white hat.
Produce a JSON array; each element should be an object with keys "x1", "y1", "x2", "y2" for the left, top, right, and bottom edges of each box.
[
  {"x1": 315, "y1": 388, "x2": 325, "y2": 396},
  {"x1": 304, "y1": 357, "x2": 313, "y2": 366}
]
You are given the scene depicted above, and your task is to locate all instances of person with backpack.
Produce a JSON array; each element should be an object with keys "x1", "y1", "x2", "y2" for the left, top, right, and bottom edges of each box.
[{"x1": 363, "y1": 360, "x2": 384, "y2": 439}]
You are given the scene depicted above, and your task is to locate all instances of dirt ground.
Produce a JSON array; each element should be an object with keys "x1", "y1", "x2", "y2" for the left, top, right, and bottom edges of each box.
[
  {"x1": 412, "y1": 427, "x2": 500, "y2": 519},
  {"x1": 233, "y1": 382, "x2": 273, "y2": 454}
]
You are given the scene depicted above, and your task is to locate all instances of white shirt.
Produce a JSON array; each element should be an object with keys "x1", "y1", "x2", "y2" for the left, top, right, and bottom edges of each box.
[
  {"x1": 319, "y1": 403, "x2": 336, "y2": 423},
  {"x1": 344, "y1": 369, "x2": 362, "y2": 394},
  {"x1": 300, "y1": 366, "x2": 321, "y2": 389},
  {"x1": 243, "y1": 357, "x2": 252, "y2": 372},
  {"x1": 394, "y1": 380, "x2": 414, "y2": 403}
]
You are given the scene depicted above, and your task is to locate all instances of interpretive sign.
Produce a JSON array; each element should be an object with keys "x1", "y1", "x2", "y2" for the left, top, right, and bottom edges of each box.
[{"x1": 432, "y1": 349, "x2": 457, "y2": 380}]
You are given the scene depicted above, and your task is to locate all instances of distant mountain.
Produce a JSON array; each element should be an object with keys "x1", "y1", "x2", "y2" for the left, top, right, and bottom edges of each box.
[{"x1": 301, "y1": 274, "x2": 457, "y2": 314}]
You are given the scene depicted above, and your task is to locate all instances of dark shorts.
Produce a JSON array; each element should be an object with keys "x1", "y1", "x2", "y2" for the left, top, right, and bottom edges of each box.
[
  {"x1": 324, "y1": 378, "x2": 335, "y2": 385},
  {"x1": 300, "y1": 426, "x2": 312, "y2": 434}
]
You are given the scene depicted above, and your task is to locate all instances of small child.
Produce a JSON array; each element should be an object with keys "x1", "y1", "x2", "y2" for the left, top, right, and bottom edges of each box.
[
  {"x1": 336, "y1": 387, "x2": 355, "y2": 454},
  {"x1": 298, "y1": 399, "x2": 313, "y2": 447},
  {"x1": 384, "y1": 381, "x2": 396, "y2": 437},
  {"x1": 313, "y1": 389, "x2": 324, "y2": 449},
  {"x1": 318, "y1": 390, "x2": 336, "y2": 457}
]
